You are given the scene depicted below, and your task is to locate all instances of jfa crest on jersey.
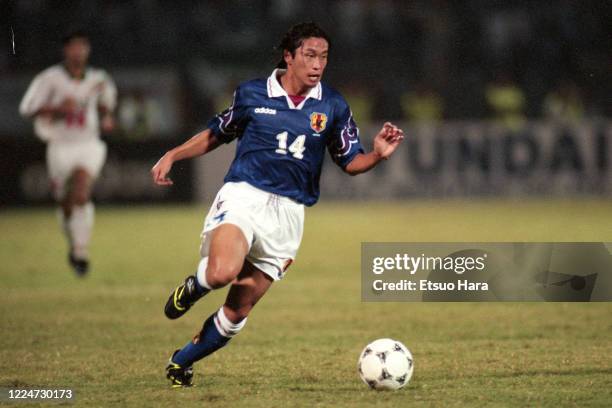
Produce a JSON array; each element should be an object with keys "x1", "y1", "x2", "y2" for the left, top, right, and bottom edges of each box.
[
  {"x1": 207, "y1": 69, "x2": 363, "y2": 206},
  {"x1": 310, "y1": 112, "x2": 327, "y2": 133}
]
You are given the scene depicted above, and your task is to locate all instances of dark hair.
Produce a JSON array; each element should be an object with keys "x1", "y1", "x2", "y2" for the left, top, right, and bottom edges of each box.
[
  {"x1": 275, "y1": 22, "x2": 331, "y2": 69},
  {"x1": 62, "y1": 29, "x2": 89, "y2": 45}
]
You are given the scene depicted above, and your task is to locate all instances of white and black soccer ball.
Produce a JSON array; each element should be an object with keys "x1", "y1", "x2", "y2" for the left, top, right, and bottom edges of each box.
[{"x1": 358, "y1": 338, "x2": 414, "y2": 390}]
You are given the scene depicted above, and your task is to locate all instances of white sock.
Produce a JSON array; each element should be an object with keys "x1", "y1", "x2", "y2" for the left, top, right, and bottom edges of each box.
[
  {"x1": 68, "y1": 202, "x2": 94, "y2": 259},
  {"x1": 196, "y1": 256, "x2": 213, "y2": 290},
  {"x1": 57, "y1": 208, "x2": 72, "y2": 247},
  {"x1": 214, "y1": 306, "x2": 247, "y2": 337}
]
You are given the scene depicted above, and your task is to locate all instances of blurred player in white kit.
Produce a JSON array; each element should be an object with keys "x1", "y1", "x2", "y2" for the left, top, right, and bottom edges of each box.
[{"x1": 19, "y1": 31, "x2": 117, "y2": 276}]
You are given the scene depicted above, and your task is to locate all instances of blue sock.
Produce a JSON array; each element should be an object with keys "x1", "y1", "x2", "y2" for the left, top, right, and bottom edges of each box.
[{"x1": 172, "y1": 308, "x2": 245, "y2": 367}]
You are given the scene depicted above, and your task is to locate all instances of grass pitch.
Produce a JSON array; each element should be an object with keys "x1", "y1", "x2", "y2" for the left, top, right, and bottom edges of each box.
[{"x1": 1, "y1": 199, "x2": 611, "y2": 407}]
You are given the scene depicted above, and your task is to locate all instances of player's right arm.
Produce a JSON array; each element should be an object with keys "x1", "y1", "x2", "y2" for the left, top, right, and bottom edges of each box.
[
  {"x1": 20, "y1": 73, "x2": 50, "y2": 118},
  {"x1": 152, "y1": 84, "x2": 249, "y2": 186},
  {"x1": 151, "y1": 129, "x2": 222, "y2": 186},
  {"x1": 19, "y1": 71, "x2": 70, "y2": 119}
]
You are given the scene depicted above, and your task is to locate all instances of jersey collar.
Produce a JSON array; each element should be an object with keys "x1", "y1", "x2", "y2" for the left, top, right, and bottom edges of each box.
[
  {"x1": 267, "y1": 68, "x2": 322, "y2": 110},
  {"x1": 61, "y1": 63, "x2": 88, "y2": 80}
]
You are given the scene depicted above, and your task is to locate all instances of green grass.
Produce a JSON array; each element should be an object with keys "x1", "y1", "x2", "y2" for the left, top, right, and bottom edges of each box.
[{"x1": 1, "y1": 199, "x2": 611, "y2": 407}]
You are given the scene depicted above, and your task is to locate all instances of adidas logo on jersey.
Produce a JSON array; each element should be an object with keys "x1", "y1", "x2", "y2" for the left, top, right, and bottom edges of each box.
[{"x1": 254, "y1": 107, "x2": 277, "y2": 115}]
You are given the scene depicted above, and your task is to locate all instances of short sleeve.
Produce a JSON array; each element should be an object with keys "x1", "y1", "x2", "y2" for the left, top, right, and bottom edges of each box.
[
  {"x1": 207, "y1": 86, "x2": 249, "y2": 144},
  {"x1": 327, "y1": 97, "x2": 364, "y2": 169}
]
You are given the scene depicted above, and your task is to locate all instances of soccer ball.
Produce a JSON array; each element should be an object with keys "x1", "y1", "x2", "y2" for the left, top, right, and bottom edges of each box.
[{"x1": 357, "y1": 338, "x2": 414, "y2": 390}]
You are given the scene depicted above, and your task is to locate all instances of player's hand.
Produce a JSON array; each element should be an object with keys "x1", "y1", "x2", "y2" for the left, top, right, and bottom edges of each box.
[
  {"x1": 151, "y1": 153, "x2": 175, "y2": 186},
  {"x1": 101, "y1": 114, "x2": 115, "y2": 133},
  {"x1": 373, "y1": 122, "x2": 404, "y2": 159},
  {"x1": 57, "y1": 98, "x2": 78, "y2": 116}
]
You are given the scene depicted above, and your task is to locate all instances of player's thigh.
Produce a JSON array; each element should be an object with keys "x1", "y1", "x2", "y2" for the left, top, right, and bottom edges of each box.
[
  {"x1": 69, "y1": 142, "x2": 106, "y2": 204},
  {"x1": 46, "y1": 144, "x2": 72, "y2": 201},
  {"x1": 223, "y1": 261, "x2": 273, "y2": 322},
  {"x1": 68, "y1": 167, "x2": 94, "y2": 204},
  {"x1": 207, "y1": 223, "x2": 251, "y2": 286},
  {"x1": 248, "y1": 200, "x2": 304, "y2": 280}
]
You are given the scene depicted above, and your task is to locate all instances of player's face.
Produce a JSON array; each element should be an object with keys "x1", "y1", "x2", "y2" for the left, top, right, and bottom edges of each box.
[
  {"x1": 285, "y1": 37, "x2": 329, "y2": 89},
  {"x1": 63, "y1": 38, "x2": 91, "y2": 66}
]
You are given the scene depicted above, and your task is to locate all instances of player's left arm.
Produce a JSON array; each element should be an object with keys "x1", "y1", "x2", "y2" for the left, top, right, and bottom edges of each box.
[
  {"x1": 98, "y1": 72, "x2": 118, "y2": 133},
  {"x1": 344, "y1": 122, "x2": 404, "y2": 175}
]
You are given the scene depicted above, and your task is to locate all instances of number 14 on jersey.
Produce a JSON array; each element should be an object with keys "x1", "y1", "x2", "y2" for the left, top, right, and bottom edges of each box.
[{"x1": 276, "y1": 132, "x2": 306, "y2": 160}]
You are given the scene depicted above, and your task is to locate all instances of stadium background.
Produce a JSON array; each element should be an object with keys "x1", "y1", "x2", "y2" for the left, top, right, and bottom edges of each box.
[
  {"x1": 1, "y1": 0, "x2": 610, "y2": 204},
  {"x1": 1, "y1": 1, "x2": 611, "y2": 407}
]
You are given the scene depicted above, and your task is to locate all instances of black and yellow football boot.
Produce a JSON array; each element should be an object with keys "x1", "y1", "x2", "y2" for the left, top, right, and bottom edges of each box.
[
  {"x1": 164, "y1": 275, "x2": 208, "y2": 319},
  {"x1": 166, "y1": 350, "x2": 194, "y2": 388}
]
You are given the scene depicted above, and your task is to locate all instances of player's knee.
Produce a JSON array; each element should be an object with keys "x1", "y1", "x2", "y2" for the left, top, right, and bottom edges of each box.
[
  {"x1": 206, "y1": 261, "x2": 240, "y2": 289},
  {"x1": 71, "y1": 170, "x2": 91, "y2": 205},
  {"x1": 73, "y1": 190, "x2": 89, "y2": 206},
  {"x1": 206, "y1": 273, "x2": 233, "y2": 289}
]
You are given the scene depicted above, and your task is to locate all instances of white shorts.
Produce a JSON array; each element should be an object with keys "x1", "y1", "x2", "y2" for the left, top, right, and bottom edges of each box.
[
  {"x1": 46, "y1": 140, "x2": 107, "y2": 199},
  {"x1": 200, "y1": 182, "x2": 305, "y2": 281}
]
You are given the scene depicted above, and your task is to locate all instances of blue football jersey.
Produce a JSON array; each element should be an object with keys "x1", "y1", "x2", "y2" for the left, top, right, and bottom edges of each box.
[{"x1": 207, "y1": 69, "x2": 364, "y2": 206}]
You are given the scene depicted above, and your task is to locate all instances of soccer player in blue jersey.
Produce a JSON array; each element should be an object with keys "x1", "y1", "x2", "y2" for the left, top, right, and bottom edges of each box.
[{"x1": 151, "y1": 22, "x2": 404, "y2": 387}]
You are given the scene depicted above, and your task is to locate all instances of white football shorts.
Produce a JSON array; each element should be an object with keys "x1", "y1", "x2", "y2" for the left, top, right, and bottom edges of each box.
[
  {"x1": 200, "y1": 181, "x2": 305, "y2": 281},
  {"x1": 46, "y1": 140, "x2": 107, "y2": 199}
]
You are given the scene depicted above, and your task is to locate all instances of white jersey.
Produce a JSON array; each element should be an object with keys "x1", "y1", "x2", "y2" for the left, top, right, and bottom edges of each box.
[{"x1": 19, "y1": 64, "x2": 117, "y2": 144}]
